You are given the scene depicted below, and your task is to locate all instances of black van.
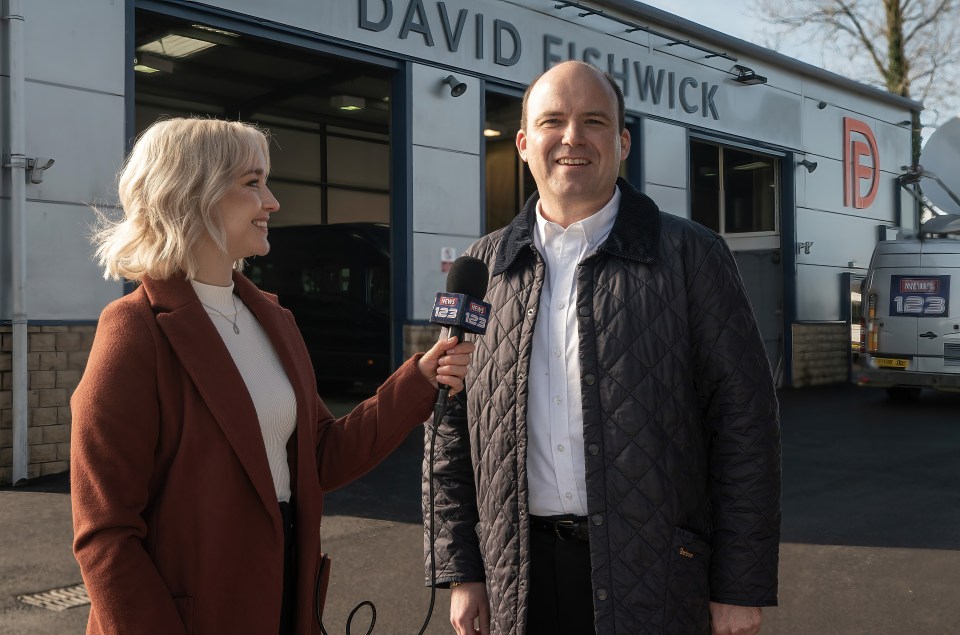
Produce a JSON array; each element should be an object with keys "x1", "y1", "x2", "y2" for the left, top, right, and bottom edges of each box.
[{"x1": 247, "y1": 223, "x2": 391, "y2": 388}]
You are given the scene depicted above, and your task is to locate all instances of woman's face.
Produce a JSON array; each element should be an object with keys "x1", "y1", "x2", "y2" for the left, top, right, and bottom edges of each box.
[{"x1": 215, "y1": 149, "x2": 280, "y2": 261}]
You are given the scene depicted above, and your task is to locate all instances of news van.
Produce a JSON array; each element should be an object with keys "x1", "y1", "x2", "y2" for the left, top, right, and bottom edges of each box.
[{"x1": 855, "y1": 232, "x2": 960, "y2": 399}]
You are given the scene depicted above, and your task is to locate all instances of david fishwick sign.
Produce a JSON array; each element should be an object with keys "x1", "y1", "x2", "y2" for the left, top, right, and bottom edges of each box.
[{"x1": 358, "y1": 0, "x2": 723, "y2": 120}]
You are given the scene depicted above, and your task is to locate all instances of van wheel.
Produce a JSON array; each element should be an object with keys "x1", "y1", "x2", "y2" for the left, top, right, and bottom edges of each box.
[{"x1": 886, "y1": 387, "x2": 922, "y2": 401}]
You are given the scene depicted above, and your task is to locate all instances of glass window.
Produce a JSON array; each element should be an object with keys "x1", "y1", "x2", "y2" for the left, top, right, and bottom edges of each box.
[{"x1": 690, "y1": 140, "x2": 779, "y2": 235}]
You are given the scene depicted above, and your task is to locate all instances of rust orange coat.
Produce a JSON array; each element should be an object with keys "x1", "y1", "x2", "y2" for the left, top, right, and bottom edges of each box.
[{"x1": 71, "y1": 273, "x2": 435, "y2": 634}]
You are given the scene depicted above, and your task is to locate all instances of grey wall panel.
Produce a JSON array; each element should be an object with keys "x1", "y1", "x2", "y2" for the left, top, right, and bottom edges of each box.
[
  {"x1": 327, "y1": 136, "x2": 389, "y2": 188},
  {"x1": 411, "y1": 233, "x2": 479, "y2": 320},
  {"x1": 22, "y1": 0, "x2": 124, "y2": 95},
  {"x1": 411, "y1": 146, "x2": 481, "y2": 236},
  {"x1": 268, "y1": 181, "x2": 323, "y2": 226},
  {"x1": 799, "y1": 156, "x2": 900, "y2": 224},
  {"x1": 25, "y1": 202, "x2": 123, "y2": 320},
  {"x1": 270, "y1": 128, "x2": 324, "y2": 182},
  {"x1": 643, "y1": 183, "x2": 688, "y2": 219},
  {"x1": 642, "y1": 119, "x2": 686, "y2": 189},
  {"x1": 411, "y1": 64, "x2": 481, "y2": 155},
  {"x1": 800, "y1": 93, "x2": 912, "y2": 174},
  {"x1": 795, "y1": 263, "x2": 855, "y2": 321},
  {"x1": 24, "y1": 83, "x2": 125, "y2": 206},
  {"x1": 795, "y1": 206, "x2": 880, "y2": 271}
]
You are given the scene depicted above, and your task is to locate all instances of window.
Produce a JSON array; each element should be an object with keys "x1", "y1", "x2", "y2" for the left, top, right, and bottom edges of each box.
[{"x1": 690, "y1": 140, "x2": 779, "y2": 236}]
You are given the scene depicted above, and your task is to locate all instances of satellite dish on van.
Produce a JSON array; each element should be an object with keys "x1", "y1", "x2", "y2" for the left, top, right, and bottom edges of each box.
[
  {"x1": 920, "y1": 212, "x2": 960, "y2": 235},
  {"x1": 919, "y1": 116, "x2": 960, "y2": 215}
]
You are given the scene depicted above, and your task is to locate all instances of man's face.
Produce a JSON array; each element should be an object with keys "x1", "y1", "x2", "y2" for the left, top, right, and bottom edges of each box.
[{"x1": 516, "y1": 63, "x2": 630, "y2": 220}]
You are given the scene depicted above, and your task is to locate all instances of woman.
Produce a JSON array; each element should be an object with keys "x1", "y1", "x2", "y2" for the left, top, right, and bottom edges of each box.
[{"x1": 70, "y1": 117, "x2": 474, "y2": 634}]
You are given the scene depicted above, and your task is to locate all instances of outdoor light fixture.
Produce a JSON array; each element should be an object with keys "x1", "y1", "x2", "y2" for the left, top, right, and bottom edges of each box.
[
  {"x1": 817, "y1": 101, "x2": 828, "y2": 109},
  {"x1": 483, "y1": 128, "x2": 502, "y2": 137},
  {"x1": 443, "y1": 74, "x2": 467, "y2": 97},
  {"x1": 331, "y1": 96, "x2": 365, "y2": 111},
  {"x1": 731, "y1": 64, "x2": 767, "y2": 86},
  {"x1": 797, "y1": 159, "x2": 818, "y2": 173}
]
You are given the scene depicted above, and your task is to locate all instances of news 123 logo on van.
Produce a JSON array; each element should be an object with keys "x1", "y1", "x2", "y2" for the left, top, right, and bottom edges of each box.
[
  {"x1": 889, "y1": 275, "x2": 950, "y2": 317},
  {"x1": 843, "y1": 117, "x2": 880, "y2": 210}
]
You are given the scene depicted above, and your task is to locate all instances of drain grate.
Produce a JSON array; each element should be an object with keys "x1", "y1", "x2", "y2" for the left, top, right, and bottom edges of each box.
[{"x1": 18, "y1": 584, "x2": 90, "y2": 612}]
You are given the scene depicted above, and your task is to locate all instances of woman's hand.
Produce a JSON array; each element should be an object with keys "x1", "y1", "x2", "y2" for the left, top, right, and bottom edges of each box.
[{"x1": 417, "y1": 335, "x2": 476, "y2": 395}]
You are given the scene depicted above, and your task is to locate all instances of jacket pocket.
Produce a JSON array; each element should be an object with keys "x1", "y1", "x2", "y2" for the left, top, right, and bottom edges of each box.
[
  {"x1": 173, "y1": 595, "x2": 193, "y2": 634},
  {"x1": 663, "y1": 527, "x2": 711, "y2": 634}
]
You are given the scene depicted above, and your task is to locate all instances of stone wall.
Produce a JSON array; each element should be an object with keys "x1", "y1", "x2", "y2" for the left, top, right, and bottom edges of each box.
[
  {"x1": 791, "y1": 322, "x2": 851, "y2": 387},
  {"x1": 0, "y1": 325, "x2": 96, "y2": 485}
]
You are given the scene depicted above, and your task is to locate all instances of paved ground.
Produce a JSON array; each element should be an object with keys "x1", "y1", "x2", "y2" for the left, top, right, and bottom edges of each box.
[{"x1": 2, "y1": 383, "x2": 960, "y2": 634}]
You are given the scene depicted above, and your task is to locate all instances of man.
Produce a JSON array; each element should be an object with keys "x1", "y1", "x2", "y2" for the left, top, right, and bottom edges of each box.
[{"x1": 424, "y1": 60, "x2": 781, "y2": 635}]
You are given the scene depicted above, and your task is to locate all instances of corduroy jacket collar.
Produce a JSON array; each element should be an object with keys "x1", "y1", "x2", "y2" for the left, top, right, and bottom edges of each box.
[{"x1": 492, "y1": 177, "x2": 661, "y2": 276}]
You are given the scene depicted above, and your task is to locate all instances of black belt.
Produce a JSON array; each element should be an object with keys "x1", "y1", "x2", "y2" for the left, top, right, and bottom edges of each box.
[{"x1": 529, "y1": 515, "x2": 591, "y2": 542}]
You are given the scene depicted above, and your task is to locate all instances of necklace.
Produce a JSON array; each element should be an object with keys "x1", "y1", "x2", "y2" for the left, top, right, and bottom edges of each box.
[{"x1": 201, "y1": 294, "x2": 241, "y2": 334}]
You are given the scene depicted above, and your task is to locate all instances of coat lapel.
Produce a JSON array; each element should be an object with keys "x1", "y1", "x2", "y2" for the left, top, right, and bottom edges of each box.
[{"x1": 143, "y1": 275, "x2": 280, "y2": 516}]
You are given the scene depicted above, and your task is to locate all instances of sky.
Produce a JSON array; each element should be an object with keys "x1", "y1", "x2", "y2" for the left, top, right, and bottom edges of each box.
[{"x1": 636, "y1": 0, "x2": 960, "y2": 138}]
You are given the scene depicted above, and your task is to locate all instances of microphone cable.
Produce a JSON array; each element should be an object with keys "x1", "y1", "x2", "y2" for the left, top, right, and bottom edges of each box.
[{"x1": 316, "y1": 359, "x2": 454, "y2": 635}]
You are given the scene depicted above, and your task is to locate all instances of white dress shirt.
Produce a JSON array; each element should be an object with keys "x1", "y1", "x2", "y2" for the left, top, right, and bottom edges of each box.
[{"x1": 527, "y1": 188, "x2": 621, "y2": 517}]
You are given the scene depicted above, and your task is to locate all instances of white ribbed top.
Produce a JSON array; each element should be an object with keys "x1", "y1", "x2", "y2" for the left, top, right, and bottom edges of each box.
[{"x1": 191, "y1": 280, "x2": 297, "y2": 503}]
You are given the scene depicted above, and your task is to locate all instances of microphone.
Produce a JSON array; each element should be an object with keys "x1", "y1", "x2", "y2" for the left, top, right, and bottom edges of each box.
[{"x1": 429, "y1": 255, "x2": 490, "y2": 402}]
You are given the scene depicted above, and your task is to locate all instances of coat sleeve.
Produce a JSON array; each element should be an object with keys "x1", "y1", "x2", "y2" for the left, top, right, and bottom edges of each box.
[
  {"x1": 314, "y1": 354, "x2": 436, "y2": 492},
  {"x1": 685, "y1": 233, "x2": 782, "y2": 607},
  {"x1": 71, "y1": 301, "x2": 187, "y2": 635},
  {"x1": 421, "y1": 387, "x2": 484, "y2": 587}
]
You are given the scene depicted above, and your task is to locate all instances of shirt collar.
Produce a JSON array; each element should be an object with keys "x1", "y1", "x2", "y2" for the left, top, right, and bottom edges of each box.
[{"x1": 534, "y1": 187, "x2": 621, "y2": 251}]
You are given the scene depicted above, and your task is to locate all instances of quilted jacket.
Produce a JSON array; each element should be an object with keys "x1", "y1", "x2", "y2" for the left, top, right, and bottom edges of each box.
[{"x1": 423, "y1": 178, "x2": 781, "y2": 634}]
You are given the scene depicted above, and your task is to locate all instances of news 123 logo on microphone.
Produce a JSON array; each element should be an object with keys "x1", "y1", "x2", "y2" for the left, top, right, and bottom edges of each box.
[{"x1": 431, "y1": 293, "x2": 491, "y2": 334}]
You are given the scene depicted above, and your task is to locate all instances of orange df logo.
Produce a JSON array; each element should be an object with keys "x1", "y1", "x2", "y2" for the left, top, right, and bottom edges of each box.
[{"x1": 843, "y1": 117, "x2": 880, "y2": 209}]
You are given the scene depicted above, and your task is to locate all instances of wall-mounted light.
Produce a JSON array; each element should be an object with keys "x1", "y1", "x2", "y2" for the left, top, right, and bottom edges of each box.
[
  {"x1": 897, "y1": 120, "x2": 913, "y2": 126},
  {"x1": 443, "y1": 74, "x2": 467, "y2": 97},
  {"x1": 27, "y1": 157, "x2": 54, "y2": 184},
  {"x1": 797, "y1": 159, "x2": 818, "y2": 173},
  {"x1": 817, "y1": 101, "x2": 828, "y2": 110},
  {"x1": 731, "y1": 64, "x2": 767, "y2": 86}
]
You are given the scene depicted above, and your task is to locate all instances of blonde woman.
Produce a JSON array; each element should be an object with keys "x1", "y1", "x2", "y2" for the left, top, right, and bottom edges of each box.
[{"x1": 70, "y1": 118, "x2": 474, "y2": 635}]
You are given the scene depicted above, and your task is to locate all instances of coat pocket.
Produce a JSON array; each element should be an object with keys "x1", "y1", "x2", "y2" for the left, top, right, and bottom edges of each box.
[{"x1": 663, "y1": 527, "x2": 711, "y2": 634}]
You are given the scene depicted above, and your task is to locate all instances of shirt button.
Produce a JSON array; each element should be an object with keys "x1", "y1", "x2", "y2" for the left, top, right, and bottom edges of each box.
[
  {"x1": 597, "y1": 588, "x2": 608, "y2": 601},
  {"x1": 557, "y1": 444, "x2": 565, "y2": 452},
  {"x1": 553, "y1": 348, "x2": 561, "y2": 357},
  {"x1": 555, "y1": 396, "x2": 561, "y2": 404},
  {"x1": 557, "y1": 302, "x2": 565, "y2": 309},
  {"x1": 591, "y1": 514, "x2": 604, "y2": 526},
  {"x1": 587, "y1": 443, "x2": 600, "y2": 455},
  {"x1": 565, "y1": 492, "x2": 573, "y2": 500},
  {"x1": 578, "y1": 306, "x2": 590, "y2": 317},
  {"x1": 583, "y1": 373, "x2": 595, "y2": 385}
]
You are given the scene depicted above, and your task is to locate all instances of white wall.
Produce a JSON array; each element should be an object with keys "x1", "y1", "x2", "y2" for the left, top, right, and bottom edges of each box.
[
  {"x1": 0, "y1": 0, "x2": 126, "y2": 321},
  {"x1": 409, "y1": 63, "x2": 483, "y2": 320}
]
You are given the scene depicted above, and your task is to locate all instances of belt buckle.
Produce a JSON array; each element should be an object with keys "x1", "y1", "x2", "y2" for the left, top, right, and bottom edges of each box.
[{"x1": 554, "y1": 519, "x2": 577, "y2": 541}]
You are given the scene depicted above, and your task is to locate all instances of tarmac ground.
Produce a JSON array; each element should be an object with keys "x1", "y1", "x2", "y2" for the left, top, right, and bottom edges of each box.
[{"x1": 2, "y1": 383, "x2": 960, "y2": 634}]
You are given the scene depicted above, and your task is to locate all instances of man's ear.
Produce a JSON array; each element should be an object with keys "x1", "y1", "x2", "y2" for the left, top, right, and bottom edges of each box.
[
  {"x1": 516, "y1": 129, "x2": 528, "y2": 162},
  {"x1": 620, "y1": 128, "x2": 631, "y2": 161}
]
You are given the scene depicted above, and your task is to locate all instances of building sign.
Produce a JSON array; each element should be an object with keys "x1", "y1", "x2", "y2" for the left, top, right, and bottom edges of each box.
[
  {"x1": 843, "y1": 117, "x2": 880, "y2": 209},
  {"x1": 358, "y1": 0, "x2": 721, "y2": 120}
]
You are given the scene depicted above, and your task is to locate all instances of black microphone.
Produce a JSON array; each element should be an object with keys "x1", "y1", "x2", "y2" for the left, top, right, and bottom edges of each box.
[{"x1": 429, "y1": 255, "x2": 490, "y2": 402}]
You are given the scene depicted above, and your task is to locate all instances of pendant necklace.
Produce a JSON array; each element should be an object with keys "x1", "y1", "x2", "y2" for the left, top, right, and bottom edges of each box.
[{"x1": 201, "y1": 293, "x2": 241, "y2": 334}]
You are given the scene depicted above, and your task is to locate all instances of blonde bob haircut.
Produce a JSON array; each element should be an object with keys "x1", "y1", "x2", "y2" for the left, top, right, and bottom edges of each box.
[{"x1": 95, "y1": 117, "x2": 271, "y2": 281}]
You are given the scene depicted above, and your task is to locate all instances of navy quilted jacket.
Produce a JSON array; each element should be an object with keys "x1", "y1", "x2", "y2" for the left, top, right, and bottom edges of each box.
[{"x1": 424, "y1": 179, "x2": 781, "y2": 634}]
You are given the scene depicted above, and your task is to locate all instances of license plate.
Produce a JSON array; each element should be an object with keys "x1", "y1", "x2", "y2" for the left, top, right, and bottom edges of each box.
[{"x1": 875, "y1": 357, "x2": 909, "y2": 369}]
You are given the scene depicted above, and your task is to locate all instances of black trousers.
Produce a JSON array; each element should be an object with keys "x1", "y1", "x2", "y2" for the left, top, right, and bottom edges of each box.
[
  {"x1": 279, "y1": 500, "x2": 296, "y2": 635},
  {"x1": 527, "y1": 517, "x2": 596, "y2": 635}
]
